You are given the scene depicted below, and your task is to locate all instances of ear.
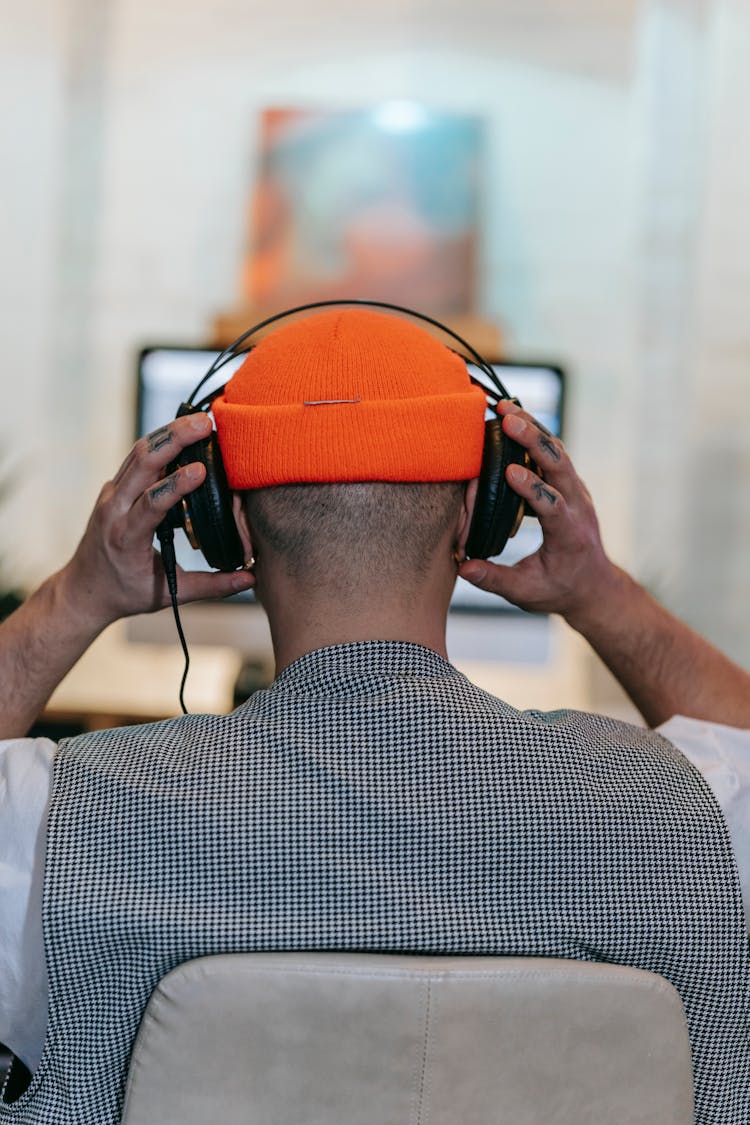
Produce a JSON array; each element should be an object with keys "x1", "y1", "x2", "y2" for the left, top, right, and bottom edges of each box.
[
  {"x1": 456, "y1": 478, "x2": 479, "y2": 558},
  {"x1": 232, "y1": 493, "x2": 254, "y2": 562}
]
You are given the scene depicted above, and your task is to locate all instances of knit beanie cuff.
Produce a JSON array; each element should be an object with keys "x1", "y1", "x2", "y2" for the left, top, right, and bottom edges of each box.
[{"x1": 214, "y1": 387, "x2": 486, "y2": 487}]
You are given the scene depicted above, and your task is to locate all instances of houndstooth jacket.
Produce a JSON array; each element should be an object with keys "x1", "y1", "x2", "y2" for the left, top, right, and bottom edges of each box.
[{"x1": 2, "y1": 642, "x2": 748, "y2": 1123}]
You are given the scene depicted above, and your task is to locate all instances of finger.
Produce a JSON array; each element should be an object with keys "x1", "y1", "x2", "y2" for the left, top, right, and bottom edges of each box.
[
  {"x1": 108, "y1": 463, "x2": 206, "y2": 555},
  {"x1": 172, "y1": 566, "x2": 255, "y2": 605},
  {"x1": 138, "y1": 462, "x2": 206, "y2": 530},
  {"x1": 505, "y1": 463, "x2": 565, "y2": 522},
  {"x1": 501, "y1": 409, "x2": 562, "y2": 464},
  {"x1": 495, "y1": 399, "x2": 523, "y2": 416},
  {"x1": 112, "y1": 413, "x2": 210, "y2": 485},
  {"x1": 111, "y1": 413, "x2": 214, "y2": 503},
  {"x1": 500, "y1": 411, "x2": 576, "y2": 486},
  {"x1": 496, "y1": 399, "x2": 551, "y2": 429},
  {"x1": 458, "y1": 557, "x2": 534, "y2": 606}
]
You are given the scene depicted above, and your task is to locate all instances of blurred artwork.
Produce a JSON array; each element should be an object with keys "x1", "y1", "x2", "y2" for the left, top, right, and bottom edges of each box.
[{"x1": 243, "y1": 104, "x2": 484, "y2": 316}]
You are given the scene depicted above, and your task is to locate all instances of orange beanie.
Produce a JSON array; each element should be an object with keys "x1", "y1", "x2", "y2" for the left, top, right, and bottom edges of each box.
[{"x1": 212, "y1": 308, "x2": 487, "y2": 488}]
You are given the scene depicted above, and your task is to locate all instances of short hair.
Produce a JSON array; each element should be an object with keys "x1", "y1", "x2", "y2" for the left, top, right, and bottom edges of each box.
[{"x1": 242, "y1": 480, "x2": 466, "y2": 589}]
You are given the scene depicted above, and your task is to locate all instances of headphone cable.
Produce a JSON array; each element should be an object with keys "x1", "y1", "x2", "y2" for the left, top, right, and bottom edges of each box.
[{"x1": 156, "y1": 521, "x2": 190, "y2": 715}]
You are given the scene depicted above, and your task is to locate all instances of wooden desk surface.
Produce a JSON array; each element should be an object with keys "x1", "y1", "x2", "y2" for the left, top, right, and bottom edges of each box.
[{"x1": 46, "y1": 621, "x2": 244, "y2": 728}]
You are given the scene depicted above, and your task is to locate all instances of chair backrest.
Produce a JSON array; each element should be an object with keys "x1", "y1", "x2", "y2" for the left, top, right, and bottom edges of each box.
[{"x1": 121, "y1": 953, "x2": 694, "y2": 1125}]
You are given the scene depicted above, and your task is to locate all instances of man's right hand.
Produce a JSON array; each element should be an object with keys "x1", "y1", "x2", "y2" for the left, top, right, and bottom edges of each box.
[
  {"x1": 458, "y1": 401, "x2": 624, "y2": 629},
  {"x1": 460, "y1": 403, "x2": 750, "y2": 728}
]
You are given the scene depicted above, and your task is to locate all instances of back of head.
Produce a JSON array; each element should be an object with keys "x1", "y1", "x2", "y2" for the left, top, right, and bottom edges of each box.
[
  {"x1": 213, "y1": 308, "x2": 486, "y2": 589},
  {"x1": 243, "y1": 479, "x2": 466, "y2": 592}
]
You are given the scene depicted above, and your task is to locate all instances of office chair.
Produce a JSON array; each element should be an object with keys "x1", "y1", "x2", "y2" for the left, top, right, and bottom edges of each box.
[{"x1": 121, "y1": 952, "x2": 694, "y2": 1124}]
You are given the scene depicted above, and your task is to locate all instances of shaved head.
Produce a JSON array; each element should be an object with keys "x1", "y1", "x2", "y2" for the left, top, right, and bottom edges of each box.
[{"x1": 242, "y1": 481, "x2": 466, "y2": 593}]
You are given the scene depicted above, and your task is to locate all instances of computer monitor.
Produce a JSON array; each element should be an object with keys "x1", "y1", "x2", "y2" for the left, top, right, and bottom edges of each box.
[{"x1": 135, "y1": 346, "x2": 566, "y2": 615}]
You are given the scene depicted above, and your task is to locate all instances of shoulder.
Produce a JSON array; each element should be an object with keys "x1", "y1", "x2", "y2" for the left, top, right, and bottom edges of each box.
[{"x1": 53, "y1": 711, "x2": 246, "y2": 778}]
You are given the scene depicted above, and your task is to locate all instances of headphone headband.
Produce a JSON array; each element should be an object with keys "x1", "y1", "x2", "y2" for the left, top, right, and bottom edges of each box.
[{"x1": 187, "y1": 299, "x2": 514, "y2": 411}]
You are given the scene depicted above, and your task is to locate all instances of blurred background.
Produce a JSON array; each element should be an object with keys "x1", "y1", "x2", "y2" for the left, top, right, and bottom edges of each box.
[{"x1": 2, "y1": 0, "x2": 750, "y2": 701}]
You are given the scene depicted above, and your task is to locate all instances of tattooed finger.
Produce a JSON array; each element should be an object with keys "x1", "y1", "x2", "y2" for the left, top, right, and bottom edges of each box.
[
  {"x1": 149, "y1": 475, "x2": 179, "y2": 504},
  {"x1": 532, "y1": 480, "x2": 558, "y2": 506},
  {"x1": 537, "y1": 430, "x2": 562, "y2": 463},
  {"x1": 146, "y1": 426, "x2": 173, "y2": 454}
]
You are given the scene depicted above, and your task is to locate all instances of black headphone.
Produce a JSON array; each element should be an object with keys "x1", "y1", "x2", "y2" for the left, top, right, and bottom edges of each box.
[{"x1": 158, "y1": 298, "x2": 530, "y2": 574}]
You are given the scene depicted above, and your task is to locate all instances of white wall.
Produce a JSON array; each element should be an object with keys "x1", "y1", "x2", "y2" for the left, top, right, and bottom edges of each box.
[
  {"x1": 2, "y1": 0, "x2": 749, "y2": 675},
  {"x1": 682, "y1": 0, "x2": 750, "y2": 661}
]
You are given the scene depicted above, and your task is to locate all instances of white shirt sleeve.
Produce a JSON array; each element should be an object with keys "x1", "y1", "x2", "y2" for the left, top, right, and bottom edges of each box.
[
  {"x1": 0, "y1": 737, "x2": 54, "y2": 1072},
  {"x1": 658, "y1": 715, "x2": 750, "y2": 928}
]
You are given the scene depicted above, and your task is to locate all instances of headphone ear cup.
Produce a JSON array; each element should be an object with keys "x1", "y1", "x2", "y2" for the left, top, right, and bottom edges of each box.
[
  {"x1": 176, "y1": 432, "x2": 245, "y2": 572},
  {"x1": 465, "y1": 418, "x2": 527, "y2": 560}
]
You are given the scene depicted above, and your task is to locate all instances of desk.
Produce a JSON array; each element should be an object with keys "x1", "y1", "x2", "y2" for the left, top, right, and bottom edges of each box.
[{"x1": 45, "y1": 622, "x2": 244, "y2": 730}]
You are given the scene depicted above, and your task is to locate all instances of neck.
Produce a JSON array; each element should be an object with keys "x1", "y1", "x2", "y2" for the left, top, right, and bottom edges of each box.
[{"x1": 256, "y1": 562, "x2": 456, "y2": 676}]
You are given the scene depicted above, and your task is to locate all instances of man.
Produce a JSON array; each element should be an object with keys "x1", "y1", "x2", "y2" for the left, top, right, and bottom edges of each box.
[{"x1": 0, "y1": 307, "x2": 749, "y2": 1123}]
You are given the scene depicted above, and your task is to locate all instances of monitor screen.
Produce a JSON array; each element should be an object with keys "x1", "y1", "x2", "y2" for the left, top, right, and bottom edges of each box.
[{"x1": 136, "y1": 347, "x2": 565, "y2": 612}]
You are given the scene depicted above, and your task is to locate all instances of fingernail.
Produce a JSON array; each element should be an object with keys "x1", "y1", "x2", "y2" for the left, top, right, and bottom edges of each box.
[
  {"x1": 184, "y1": 462, "x2": 203, "y2": 481},
  {"x1": 231, "y1": 572, "x2": 254, "y2": 591},
  {"x1": 503, "y1": 415, "x2": 526, "y2": 436},
  {"x1": 189, "y1": 412, "x2": 210, "y2": 431},
  {"x1": 506, "y1": 463, "x2": 525, "y2": 483},
  {"x1": 461, "y1": 563, "x2": 486, "y2": 585}
]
